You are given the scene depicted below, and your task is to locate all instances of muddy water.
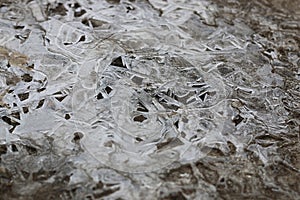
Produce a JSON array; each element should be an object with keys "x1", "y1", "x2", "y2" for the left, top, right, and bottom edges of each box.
[{"x1": 0, "y1": 0, "x2": 299, "y2": 199}]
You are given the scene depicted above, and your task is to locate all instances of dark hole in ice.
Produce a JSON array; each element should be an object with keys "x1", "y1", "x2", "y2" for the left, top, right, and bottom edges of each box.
[
  {"x1": 35, "y1": 79, "x2": 44, "y2": 84},
  {"x1": 154, "y1": 94, "x2": 167, "y2": 103},
  {"x1": 199, "y1": 92, "x2": 207, "y2": 101},
  {"x1": 162, "y1": 89, "x2": 172, "y2": 97},
  {"x1": 92, "y1": 181, "x2": 104, "y2": 190},
  {"x1": 74, "y1": 9, "x2": 86, "y2": 17},
  {"x1": 47, "y1": 3, "x2": 67, "y2": 16},
  {"x1": 73, "y1": 2, "x2": 81, "y2": 9},
  {"x1": 55, "y1": 95, "x2": 67, "y2": 102},
  {"x1": 28, "y1": 63, "x2": 34, "y2": 69},
  {"x1": 136, "y1": 102, "x2": 148, "y2": 112},
  {"x1": 65, "y1": 113, "x2": 71, "y2": 120},
  {"x1": 81, "y1": 18, "x2": 89, "y2": 26},
  {"x1": 126, "y1": 6, "x2": 135, "y2": 13},
  {"x1": 18, "y1": 93, "x2": 29, "y2": 101},
  {"x1": 11, "y1": 144, "x2": 18, "y2": 152},
  {"x1": 191, "y1": 83, "x2": 206, "y2": 88},
  {"x1": 89, "y1": 19, "x2": 106, "y2": 28},
  {"x1": 63, "y1": 42, "x2": 73, "y2": 46},
  {"x1": 72, "y1": 132, "x2": 83, "y2": 144},
  {"x1": 36, "y1": 99, "x2": 45, "y2": 109},
  {"x1": 111, "y1": 56, "x2": 126, "y2": 68},
  {"x1": 97, "y1": 92, "x2": 104, "y2": 100},
  {"x1": 105, "y1": 86, "x2": 112, "y2": 94},
  {"x1": 135, "y1": 137, "x2": 143, "y2": 142},
  {"x1": 227, "y1": 141, "x2": 236, "y2": 154},
  {"x1": 207, "y1": 91, "x2": 216, "y2": 96},
  {"x1": 37, "y1": 87, "x2": 46, "y2": 92},
  {"x1": 44, "y1": 37, "x2": 50, "y2": 44},
  {"x1": 23, "y1": 107, "x2": 29, "y2": 113},
  {"x1": 11, "y1": 112, "x2": 20, "y2": 120},
  {"x1": 173, "y1": 94, "x2": 179, "y2": 102},
  {"x1": 133, "y1": 115, "x2": 147, "y2": 122},
  {"x1": 190, "y1": 135, "x2": 198, "y2": 141},
  {"x1": 15, "y1": 35, "x2": 27, "y2": 42},
  {"x1": 13, "y1": 25, "x2": 25, "y2": 29},
  {"x1": 174, "y1": 120, "x2": 179, "y2": 129},
  {"x1": 232, "y1": 114, "x2": 244, "y2": 126},
  {"x1": 78, "y1": 35, "x2": 86, "y2": 42},
  {"x1": 21, "y1": 73, "x2": 33, "y2": 82},
  {"x1": 126, "y1": 6, "x2": 134, "y2": 10},
  {"x1": 262, "y1": 51, "x2": 273, "y2": 59},
  {"x1": 2, "y1": 116, "x2": 20, "y2": 127},
  {"x1": 25, "y1": 145, "x2": 37, "y2": 155}
]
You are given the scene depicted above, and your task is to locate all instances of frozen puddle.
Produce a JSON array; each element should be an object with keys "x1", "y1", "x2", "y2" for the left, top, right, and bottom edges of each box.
[
  {"x1": 0, "y1": 0, "x2": 299, "y2": 199},
  {"x1": 80, "y1": 53, "x2": 227, "y2": 172}
]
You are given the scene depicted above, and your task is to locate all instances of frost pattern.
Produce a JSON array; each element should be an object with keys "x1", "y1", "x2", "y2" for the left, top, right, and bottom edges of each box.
[
  {"x1": 0, "y1": 0, "x2": 299, "y2": 199},
  {"x1": 81, "y1": 53, "x2": 226, "y2": 172}
]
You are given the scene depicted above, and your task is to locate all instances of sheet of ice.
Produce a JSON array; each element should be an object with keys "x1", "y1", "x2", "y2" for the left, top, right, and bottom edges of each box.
[{"x1": 0, "y1": 0, "x2": 299, "y2": 199}]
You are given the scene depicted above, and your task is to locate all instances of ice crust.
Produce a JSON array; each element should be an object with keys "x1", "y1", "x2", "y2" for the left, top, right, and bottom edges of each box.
[{"x1": 0, "y1": 0, "x2": 299, "y2": 199}]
